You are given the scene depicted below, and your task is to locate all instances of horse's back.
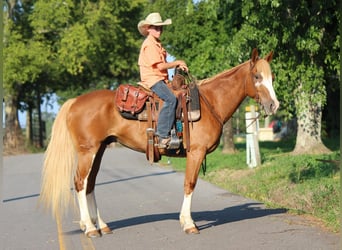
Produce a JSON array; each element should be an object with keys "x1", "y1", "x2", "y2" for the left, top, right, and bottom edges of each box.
[
  {"x1": 73, "y1": 89, "x2": 116, "y2": 106},
  {"x1": 67, "y1": 89, "x2": 118, "y2": 145}
]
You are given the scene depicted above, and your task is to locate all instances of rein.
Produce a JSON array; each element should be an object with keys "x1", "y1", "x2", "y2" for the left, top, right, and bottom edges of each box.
[{"x1": 199, "y1": 91, "x2": 224, "y2": 128}]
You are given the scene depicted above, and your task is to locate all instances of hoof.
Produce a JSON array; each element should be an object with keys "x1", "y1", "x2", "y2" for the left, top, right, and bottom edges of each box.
[
  {"x1": 86, "y1": 230, "x2": 101, "y2": 238},
  {"x1": 79, "y1": 222, "x2": 86, "y2": 232},
  {"x1": 101, "y1": 226, "x2": 113, "y2": 235},
  {"x1": 184, "y1": 226, "x2": 200, "y2": 234}
]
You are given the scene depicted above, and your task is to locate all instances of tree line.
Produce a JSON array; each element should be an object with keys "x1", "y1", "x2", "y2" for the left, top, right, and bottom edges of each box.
[{"x1": 3, "y1": 0, "x2": 340, "y2": 154}]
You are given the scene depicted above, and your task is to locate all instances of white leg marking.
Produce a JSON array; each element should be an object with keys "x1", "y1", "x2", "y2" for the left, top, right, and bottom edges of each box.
[
  {"x1": 77, "y1": 176, "x2": 97, "y2": 233},
  {"x1": 87, "y1": 191, "x2": 97, "y2": 224},
  {"x1": 86, "y1": 191, "x2": 109, "y2": 230},
  {"x1": 179, "y1": 192, "x2": 195, "y2": 230},
  {"x1": 76, "y1": 156, "x2": 99, "y2": 235},
  {"x1": 97, "y1": 210, "x2": 109, "y2": 231}
]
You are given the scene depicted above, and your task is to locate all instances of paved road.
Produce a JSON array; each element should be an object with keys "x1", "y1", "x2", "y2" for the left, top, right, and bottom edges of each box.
[{"x1": 1, "y1": 148, "x2": 339, "y2": 250}]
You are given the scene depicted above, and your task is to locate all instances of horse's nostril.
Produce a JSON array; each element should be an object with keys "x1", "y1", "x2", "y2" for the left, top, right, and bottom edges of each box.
[{"x1": 270, "y1": 100, "x2": 279, "y2": 113}]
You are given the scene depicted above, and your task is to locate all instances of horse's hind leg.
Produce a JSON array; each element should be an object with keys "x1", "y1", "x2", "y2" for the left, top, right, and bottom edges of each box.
[
  {"x1": 86, "y1": 191, "x2": 112, "y2": 235},
  {"x1": 86, "y1": 142, "x2": 112, "y2": 235},
  {"x1": 75, "y1": 142, "x2": 111, "y2": 237},
  {"x1": 75, "y1": 152, "x2": 100, "y2": 237}
]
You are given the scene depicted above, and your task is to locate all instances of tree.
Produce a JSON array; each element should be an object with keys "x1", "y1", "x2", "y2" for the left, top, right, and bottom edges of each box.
[
  {"x1": 148, "y1": 0, "x2": 233, "y2": 77},
  {"x1": 222, "y1": 118, "x2": 237, "y2": 154},
  {"x1": 3, "y1": 0, "x2": 146, "y2": 151},
  {"x1": 263, "y1": 0, "x2": 339, "y2": 154},
  {"x1": 30, "y1": 0, "x2": 146, "y2": 101},
  {"x1": 4, "y1": 0, "x2": 339, "y2": 155},
  {"x1": 3, "y1": 0, "x2": 51, "y2": 151}
]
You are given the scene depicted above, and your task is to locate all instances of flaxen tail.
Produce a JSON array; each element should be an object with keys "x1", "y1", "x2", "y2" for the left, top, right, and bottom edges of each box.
[{"x1": 40, "y1": 98, "x2": 77, "y2": 218}]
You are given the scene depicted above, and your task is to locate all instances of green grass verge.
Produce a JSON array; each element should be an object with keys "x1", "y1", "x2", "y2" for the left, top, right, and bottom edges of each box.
[{"x1": 162, "y1": 137, "x2": 340, "y2": 232}]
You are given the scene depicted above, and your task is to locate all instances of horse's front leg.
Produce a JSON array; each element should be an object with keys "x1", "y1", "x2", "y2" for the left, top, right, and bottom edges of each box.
[
  {"x1": 180, "y1": 148, "x2": 206, "y2": 234},
  {"x1": 180, "y1": 192, "x2": 198, "y2": 234}
]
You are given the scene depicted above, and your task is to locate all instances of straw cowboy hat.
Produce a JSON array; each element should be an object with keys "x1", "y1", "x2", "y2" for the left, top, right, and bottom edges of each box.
[{"x1": 138, "y1": 12, "x2": 172, "y2": 36}]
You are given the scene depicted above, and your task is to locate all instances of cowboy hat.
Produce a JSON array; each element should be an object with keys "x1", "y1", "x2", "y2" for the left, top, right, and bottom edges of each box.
[{"x1": 138, "y1": 12, "x2": 172, "y2": 36}]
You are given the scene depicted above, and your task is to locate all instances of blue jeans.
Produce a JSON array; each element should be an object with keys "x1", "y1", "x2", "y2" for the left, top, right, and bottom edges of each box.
[{"x1": 151, "y1": 81, "x2": 177, "y2": 138}]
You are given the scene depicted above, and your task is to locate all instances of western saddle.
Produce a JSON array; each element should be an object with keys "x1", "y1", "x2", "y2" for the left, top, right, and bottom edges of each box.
[{"x1": 115, "y1": 69, "x2": 200, "y2": 163}]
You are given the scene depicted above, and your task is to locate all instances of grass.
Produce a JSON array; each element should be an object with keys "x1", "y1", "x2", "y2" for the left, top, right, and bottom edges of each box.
[{"x1": 162, "y1": 137, "x2": 340, "y2": 232}]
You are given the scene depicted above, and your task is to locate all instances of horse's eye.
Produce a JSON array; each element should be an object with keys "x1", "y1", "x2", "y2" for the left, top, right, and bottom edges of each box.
[{"x1": 254, "y1": 73, "x2": 262, "y2": 81}]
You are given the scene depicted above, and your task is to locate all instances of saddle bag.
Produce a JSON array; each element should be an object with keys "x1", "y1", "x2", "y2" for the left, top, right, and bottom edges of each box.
[{"x1": 115, "y1": 84, "x2": 149, "y2": 115}]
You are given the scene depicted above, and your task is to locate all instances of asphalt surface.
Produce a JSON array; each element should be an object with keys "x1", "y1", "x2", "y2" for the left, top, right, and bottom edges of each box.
[{"x1": 1, "y1": 147, "x2": 339, "y2": 250}]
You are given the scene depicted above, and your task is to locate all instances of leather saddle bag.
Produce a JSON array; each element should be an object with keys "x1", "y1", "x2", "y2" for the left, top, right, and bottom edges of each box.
[{"x1": 115, "y1": 84, "x2": 149, "y2": 114}]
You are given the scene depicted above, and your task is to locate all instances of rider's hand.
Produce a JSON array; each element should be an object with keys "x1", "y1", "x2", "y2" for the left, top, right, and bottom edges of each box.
[{"x1": 176, "y1": 60, "x2": 188, "y2": 72}]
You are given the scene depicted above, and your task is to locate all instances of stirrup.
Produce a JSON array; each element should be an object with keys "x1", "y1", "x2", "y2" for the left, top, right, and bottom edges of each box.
[
  {"x1": 168, "y1": 129, "x2": 182, "y2": 149},
  {"x1": 156, "y1": 137, "x2": 171, "y2": 149}
]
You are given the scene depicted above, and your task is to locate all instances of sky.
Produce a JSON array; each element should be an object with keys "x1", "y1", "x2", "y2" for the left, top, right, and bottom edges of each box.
[{"x1": 3, "y1": 93, "x2": 60, "y2": 128}]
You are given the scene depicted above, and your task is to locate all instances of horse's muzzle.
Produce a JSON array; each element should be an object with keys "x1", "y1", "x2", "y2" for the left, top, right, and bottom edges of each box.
[{"x1": 263, "y1": 99, "x2": 279, "y2": 115}]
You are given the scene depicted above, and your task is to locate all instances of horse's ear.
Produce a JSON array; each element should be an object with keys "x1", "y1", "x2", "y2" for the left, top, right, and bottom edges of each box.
[
  {"x1": 264, "y1": 51, "x2": 273, "y2": 62},
  {"x1": 251, "y1": 48, "x2": 259, "y2": 63}
]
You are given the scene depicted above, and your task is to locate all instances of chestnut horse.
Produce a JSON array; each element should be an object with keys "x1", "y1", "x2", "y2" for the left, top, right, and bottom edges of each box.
[{"x1": 40, "y1": 49, "x2": 279, "y2": 237}]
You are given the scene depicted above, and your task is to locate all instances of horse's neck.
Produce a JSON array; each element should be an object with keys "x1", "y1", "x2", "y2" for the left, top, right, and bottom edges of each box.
[{"x1": 199, "y1": 63, "x2": 249, "y2": 124}]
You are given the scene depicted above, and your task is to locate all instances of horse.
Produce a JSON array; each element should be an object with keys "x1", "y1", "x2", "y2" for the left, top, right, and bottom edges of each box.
[{"x1": 40, "y1": 48, "x2": 279, "y2": 238}]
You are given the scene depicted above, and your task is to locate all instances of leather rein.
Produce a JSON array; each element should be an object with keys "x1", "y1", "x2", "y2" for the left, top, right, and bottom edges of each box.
[{"x1": 198, "y1": 91, "x2": 224, "y2": 128}]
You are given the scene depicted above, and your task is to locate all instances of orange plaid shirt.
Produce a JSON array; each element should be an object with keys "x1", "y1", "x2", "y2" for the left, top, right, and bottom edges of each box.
[{"x1": 138, "y1": 35, "x2": 168, "y2": 89}]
